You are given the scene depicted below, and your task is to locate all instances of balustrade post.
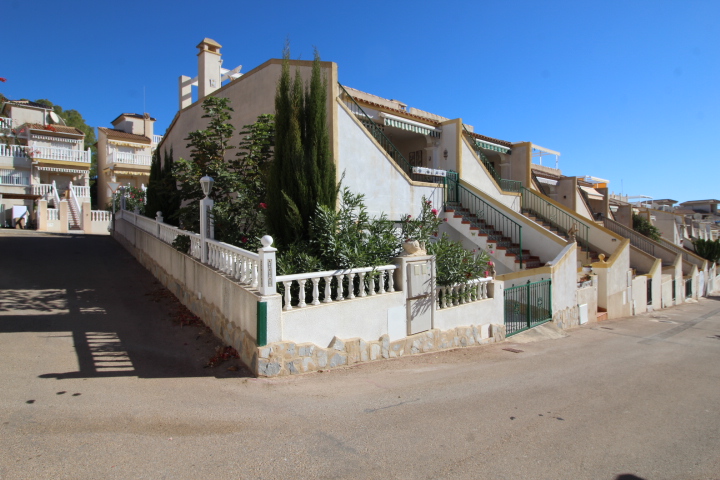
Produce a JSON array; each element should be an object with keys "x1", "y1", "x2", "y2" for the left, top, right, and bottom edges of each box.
[
  {"x1": 156, "y1": 211, "x2": 163, "y2": 238},
  {"x1": 257, "y1": 235, "x2": 277, "y2": 296}
]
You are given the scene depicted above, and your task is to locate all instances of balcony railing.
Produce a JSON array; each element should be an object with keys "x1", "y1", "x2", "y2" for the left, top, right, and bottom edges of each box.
[
  {"x1": 32, "y1": 184, "x2": 53, "y2": 198},
  {"x1": 0, "y1": 144, "x2": 30, "y2": 159},
  {"x1": 31, "y1": 145, "x2": 90, "y2": 163},
  {"x1": 71, "y1": 185, "x2": 91, "y2": 198},
  {"x1": 463, "y1": 125, "x2": 521, "y2": 193},
  {"x1": 152, "y1": 135, "x2": 163, "y2": 145},
  {"x1": 0, "y1": 169, "x2": 30, "y2": 186},
  {"x1": 108, "y1": 151, "x2": 152, "y2": 166},
  {"x1": 0, "y1": 117, "x2": 15, "y2": 131}
]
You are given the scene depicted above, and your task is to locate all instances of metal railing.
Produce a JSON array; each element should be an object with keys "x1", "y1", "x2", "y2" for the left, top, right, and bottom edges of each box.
[
  {"x1": 462, "y1": 125, "x2": 521, "y2": 193},
  {"x1": 339, "y1": 83, "x2": 430, "y2": 183},
  {"x1": 0, "y1": 169, "x2": 30, "y2": 186},
  {"x1": 108, "y1": 151, "x2": 152, "y2": 166},
  {"x1": 504, "y1": 279, "x2": 552, "y2": 336},
  {"x1": 437, "y1": 277, "x2": 493, "y2": 309},
  {"x1": 446, "y1": 171, "x2": 523, "y2": 267},
  {"x1": 603, "y1": 217, "x2": 655, "y2": 257},
  {"x1": 276, "y1": 265, "x2": 397, "y2": 311},
  {"x1": 522, "y1": 186, "x2": 590, "y2": 252}
]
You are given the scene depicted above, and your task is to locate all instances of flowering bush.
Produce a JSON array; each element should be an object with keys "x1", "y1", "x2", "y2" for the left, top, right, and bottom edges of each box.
[
  {"x1": 109, "y1": 185, "x2": 146, "y2": 214},
  {"x1": 399, "y1": 197, "x2": 442, "y2": 246}
]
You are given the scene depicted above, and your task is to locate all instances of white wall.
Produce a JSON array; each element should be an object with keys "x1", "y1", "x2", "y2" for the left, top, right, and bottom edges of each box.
[
  {"x1": 337, "y1": 102, "x2": 443, "y2": 219},
  {"x1": 282, "y1": 292, "x2": 405, "y2": 347},
  {"x1": 460, "y1": 139, "x2": 521, "y2": 211}
]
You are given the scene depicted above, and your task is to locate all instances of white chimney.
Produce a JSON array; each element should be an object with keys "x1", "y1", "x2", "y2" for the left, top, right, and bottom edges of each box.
[{"x1": 197, "y1": 38, "x2": 222, "y2": 99}]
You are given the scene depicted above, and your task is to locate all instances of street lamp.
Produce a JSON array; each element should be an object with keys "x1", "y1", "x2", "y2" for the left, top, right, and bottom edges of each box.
[{"x1": 200, "y1": 176, "x2": 214, "y2": 198}]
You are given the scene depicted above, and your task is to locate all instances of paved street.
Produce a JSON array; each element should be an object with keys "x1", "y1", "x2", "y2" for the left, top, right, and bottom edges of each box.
[{"x1": 1, "y1": 230, "x2": 720, "y2": 480}]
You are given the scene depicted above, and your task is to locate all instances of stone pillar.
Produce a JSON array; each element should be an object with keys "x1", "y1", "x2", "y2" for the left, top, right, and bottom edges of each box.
[
  {"x1": 82, "y1": 200, "x2": 91, "y2": 232},
  {"x1": 156, "y1": 211, "x2": 163, "y2": 237},
  {"x1": 59, "y1": 200, "x2": 69, "y2": 234},
  {"x1": 257, "y1": 236, "x2": 277, "y2": 296},
  {"x1": 37, "y1": 200, "x2": 47, "y2": 231}
]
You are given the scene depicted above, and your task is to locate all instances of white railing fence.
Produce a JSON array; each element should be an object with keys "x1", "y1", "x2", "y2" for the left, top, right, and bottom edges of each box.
[
  {"x1": 437, "y1": 277, "x2": 493, "y2": 309},
  {"x1": 32, "y1": 184, "x2": 52, "y2": 199},
  {"x1": 91, "y1": 210, "x2": 111, "y2": 222},
  {"x1": 152, "y1": 135, "x2": 163, "y2": 145},
  {"x1": 51, "y1": 181, "x2": 61, "y2": 207},
  {"x1": 71, "y1": 185, "x2": 90, "y2": 199},
  {"x1": 31, "y1": 145, "x2": 90, "y2": 163},
  {"x1": 0, "y1": 144, "x2": 29, "y2": 158},
  {"x1": 0, "y1": 169, "x2": 30, "y2": 186},
  {"x1": 0, "y1": 117, "x2": 14, "y2": 130},
  {"x1": 109, "y1": 151, "x2": 152, "y2": 166},
  {"x1": 207, "y1": 239, "x2": 259, "y2": 287},
  {"x1": 276, "y1": 265, "x2": 397, "y2": 311},
  {"x1": 68, "y1": 183, "x2": 82, "y2": 218},
  {"x1": 47, "y1": 209, "x2": 59, "y2": 221}
]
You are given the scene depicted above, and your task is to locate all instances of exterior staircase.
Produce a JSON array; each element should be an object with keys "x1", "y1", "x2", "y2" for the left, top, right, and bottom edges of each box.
[
  {"x1": 521, "y1": 209, "x2": 601, "y2": 264},
  {"x1": 446, "y1": 202, "x2": 542, "y2": 269}
]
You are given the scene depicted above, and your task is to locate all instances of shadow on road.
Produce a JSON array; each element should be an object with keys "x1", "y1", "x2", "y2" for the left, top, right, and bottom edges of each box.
[{"x1": 0, "y1": 232, "x2": 252, "y2": 379}]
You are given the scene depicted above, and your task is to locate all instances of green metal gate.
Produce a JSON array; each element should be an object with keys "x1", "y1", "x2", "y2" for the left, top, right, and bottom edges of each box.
[{"x1": 504, "y1": 279, "x2": 552, "y2": 336}]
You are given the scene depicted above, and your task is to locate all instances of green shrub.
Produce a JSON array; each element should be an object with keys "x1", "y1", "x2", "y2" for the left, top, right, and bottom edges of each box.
[{"x1": 632, "y1": 214, "x2": 661, "y2": 241}]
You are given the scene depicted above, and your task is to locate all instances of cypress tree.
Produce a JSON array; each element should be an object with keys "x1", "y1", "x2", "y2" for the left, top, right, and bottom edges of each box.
[{"x1": 267, "y1": 43, "x2": 336, "y2": 247}]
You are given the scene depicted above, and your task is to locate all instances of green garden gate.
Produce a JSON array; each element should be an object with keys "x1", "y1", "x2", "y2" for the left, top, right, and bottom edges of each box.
[{"x1": 504, "y1": 279, "x2": 552, "y2": 336}]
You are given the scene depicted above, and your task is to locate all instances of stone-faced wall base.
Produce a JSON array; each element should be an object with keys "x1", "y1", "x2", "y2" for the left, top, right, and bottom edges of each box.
[{"x1": 257, "y1": 323, "x2": 507, "y2": 378}]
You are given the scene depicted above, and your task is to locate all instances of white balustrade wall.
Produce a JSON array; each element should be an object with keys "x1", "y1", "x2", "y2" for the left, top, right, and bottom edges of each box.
[
  {"x1": 436, "y1": 277, "x2": 493, "y2": 309},
  {"x1": 47, "y1": 209, "x2": 59, "y2": 221},
  {"x1": 206, "y1": 239, "x2": 259, "y2": 288},
  {"x1": 276, "y1": 265, "x2": 397, "y2": 311}
]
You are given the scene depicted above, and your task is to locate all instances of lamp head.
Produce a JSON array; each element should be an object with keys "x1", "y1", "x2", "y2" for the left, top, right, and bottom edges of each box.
[{"x1": 200, "y1": 176, "x2": 214, "y2": 197}]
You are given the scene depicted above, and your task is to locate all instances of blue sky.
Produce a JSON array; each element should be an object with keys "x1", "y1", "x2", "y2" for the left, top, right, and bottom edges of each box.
[{"x1": 2, "y1": 0, "x2": 718, "y2": 202}]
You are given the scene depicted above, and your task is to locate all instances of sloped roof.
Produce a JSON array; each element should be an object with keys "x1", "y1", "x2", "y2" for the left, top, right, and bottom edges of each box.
[
  {"x1": 98, "y1": 127, "x2": 151, "y2": 144},
  {"x1": 111, "y1": 113, "x2": 157, "y2": 124},
  {"x1": 23, "y1": 123, "x2": 84, "y2": 136}
]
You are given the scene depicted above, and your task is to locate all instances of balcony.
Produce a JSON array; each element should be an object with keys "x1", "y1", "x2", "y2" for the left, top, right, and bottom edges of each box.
[
  {"x1": 0, "y1": 117, "x2": 15, "y2": 132},
  {"x1": 108, "y1": 151, "x2": 152, "y2": 167},
  {"x1": 0, "y1": 169, "x2": 30, "y2": 186},
  {"x1": 152, "y1": 135, "x2": 163, "y2": 145},
  {"x1": 31, "y1": 145, "x2": 90, "y2": 164}
]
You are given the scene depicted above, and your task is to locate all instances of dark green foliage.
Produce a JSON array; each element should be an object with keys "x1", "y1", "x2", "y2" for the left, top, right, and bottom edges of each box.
[
  {"x1": 692, "y1": 238, "x2": 720, "y2": 264},
  {"x1": 632, "y1": 214, "x2": 661, "y2": 241},
  {"x1": 310, "y1": 188, "x2": 401, "y2": 270},
  {"x1": 427, "y1": 234, "x2": 490, "y2": 287},
  {"x1": 267, "y1": 44, "x2": 336, "y2": 248},
  {"x1": 172, "y1": 234, "x2": 191, "y2": 254},
  {"x1": 145, "y1": 148, "x2": 181, "y2": 225}
]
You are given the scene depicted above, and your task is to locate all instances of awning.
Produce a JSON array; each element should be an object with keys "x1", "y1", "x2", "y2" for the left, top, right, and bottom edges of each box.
[
  {"x1": 580, "y1": 185, "x2": 604, "y2": 201},
  {"x1": 36, "y1": 166, "x2": 88, "y2": 174},
  {"x1": 536, "y1": 176, "x2": 558, "y2": 186},
  {"x1": 474, "y1": 139, "x2": 511, "y2": 154},
  {"x1": 108, "y1": 139, "x2": 151, "y2": 148},
  {"x1": 113, "y1": 170, "x2": 150, "y2": 176},
  {"x1": 380, "y1": 113, "x2": 441, "y2": 138},
  {"x1": 31, "y1": 134, "x2": 82, "y2": 144}
]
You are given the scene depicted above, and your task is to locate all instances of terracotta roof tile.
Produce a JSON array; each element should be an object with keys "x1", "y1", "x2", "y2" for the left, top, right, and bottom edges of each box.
[
  {"x1": 98, "y1": 127, "x2": 151, "y2": 143},
  {"x1": 23, "y1": 123, "x2": 84, "y2": 136}
]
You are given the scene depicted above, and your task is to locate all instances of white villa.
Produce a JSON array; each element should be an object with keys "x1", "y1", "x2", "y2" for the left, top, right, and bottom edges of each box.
[{"x1": 110, "y1": 38, "x2": 718, "y2": 377}]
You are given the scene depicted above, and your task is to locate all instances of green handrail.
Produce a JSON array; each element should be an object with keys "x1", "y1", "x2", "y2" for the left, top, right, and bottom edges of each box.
[
  {"x1": 339, "y1": 83, "x2": 439, "y2": 183},
  {"x1": 462, "y1": 125, "x2": 522, "y2": 193},
  {"x1": 521, "y1": 186, "x2": 590, "y2": 253},
  {"x1": 445, "y1": 171, "x2": 523, "y2": 268}
]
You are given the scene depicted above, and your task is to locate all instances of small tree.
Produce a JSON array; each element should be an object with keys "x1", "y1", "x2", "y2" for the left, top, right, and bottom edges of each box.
[
  {"x1": 633, "y1": 213, "x2": 661, "y2": 241},
  {"x1": 145, "y1": 148, "x2": 181, "y2": 225},
  {"x1": 172, "y1": 96, "x2": 274, "y2": 249},
  {"x1": 693, "y1": 238, "x2": 720, "y2": 264}
]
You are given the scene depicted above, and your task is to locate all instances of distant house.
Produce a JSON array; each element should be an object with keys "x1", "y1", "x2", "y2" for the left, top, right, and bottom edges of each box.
[
  {"x1": 96, "y1": 113, "x2": 161, "y2": 209},
  {"x1": 0, "y1": 100, "x2": 91, "y2": 228}
]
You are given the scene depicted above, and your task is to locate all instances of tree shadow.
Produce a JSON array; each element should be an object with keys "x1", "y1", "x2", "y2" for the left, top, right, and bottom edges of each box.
[{"x1": 0, "y1": 233, "x2": 252, "y2": 380}]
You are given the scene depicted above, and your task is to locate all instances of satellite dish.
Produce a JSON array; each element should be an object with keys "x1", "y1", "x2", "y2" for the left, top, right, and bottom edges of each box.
[{"x1": 48, "y1": 112, "x2": 60, "y2": 124}]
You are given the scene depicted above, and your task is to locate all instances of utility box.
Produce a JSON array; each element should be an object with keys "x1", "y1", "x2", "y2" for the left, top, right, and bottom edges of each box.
[{"x1": 394, "y1": 255, "x2": 435, "y2": 336}]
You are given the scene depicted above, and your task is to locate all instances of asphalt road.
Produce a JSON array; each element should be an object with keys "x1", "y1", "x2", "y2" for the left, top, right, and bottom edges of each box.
[{"x1": 1, "y1": 230, "x2": 720, "y2": 480}]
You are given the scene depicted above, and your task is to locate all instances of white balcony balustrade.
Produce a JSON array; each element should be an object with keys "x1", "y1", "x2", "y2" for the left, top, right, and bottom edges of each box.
[
  {"x1": 0, "y1": 117, "x2": 14, "y2": 131},
  {"x1": 32, "y1": 184, "x2": 53, "y2": 198},
  {"x1": 31, "y1": 145, "x2": 90, "y2": 163},
  {"x1": 71, "y1": 184, "x2": 90, "y2": 199},
  {"x1": 0, "y1": 144, "x2": 30, "y2": 159},
  {"x1": 108, "y1": 151, "x2": 152, "y2": 166},
  {"x1": 436, "y1": 277, "x2": 493, "y2": 309},
  {"x1": 152, "y1": 135, "x2": 163, "y2": 145}
]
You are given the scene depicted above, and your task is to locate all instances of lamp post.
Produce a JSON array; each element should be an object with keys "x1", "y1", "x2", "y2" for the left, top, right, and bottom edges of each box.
[{"x1": 199, "y1": 176, "x2": 214, "y2": 263}]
